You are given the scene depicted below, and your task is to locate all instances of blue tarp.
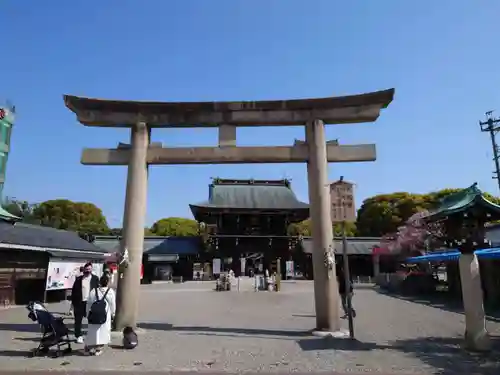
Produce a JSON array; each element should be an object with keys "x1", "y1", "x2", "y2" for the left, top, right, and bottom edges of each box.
[
  {"x1": 475, "y1": 247, "x2": 500, "y2": 259},
  {"x1": 406, "y1": 247, "x2": 500, "y2": 263}
]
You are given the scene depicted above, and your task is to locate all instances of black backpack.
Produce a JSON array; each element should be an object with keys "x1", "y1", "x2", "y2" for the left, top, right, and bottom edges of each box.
[{"x1": 87, "y1": 287, "x2": 110, "y2": 325}]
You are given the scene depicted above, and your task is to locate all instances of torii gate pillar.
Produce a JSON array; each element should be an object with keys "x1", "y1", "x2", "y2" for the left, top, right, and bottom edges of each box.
[
  {"x1": 306, "y1": 119, "x2": 342, "y2": 333},
  {"x1": 114, "y1": 122, "x2": 150, "y2": 331}
]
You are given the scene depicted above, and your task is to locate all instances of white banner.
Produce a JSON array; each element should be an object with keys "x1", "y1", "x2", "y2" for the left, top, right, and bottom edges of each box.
[
  {"x1": 46, "y1": 260, "x2": 103, "y2": 291},
  {"x1": 212, "y1": 258, "x2": 221, "y2": 275},
  {"x1": 285, "y1": 261, "x2": 294, "y2": 277},
  {"x1": 240, "y1": 258, "x2": 246, "y2": 274}
]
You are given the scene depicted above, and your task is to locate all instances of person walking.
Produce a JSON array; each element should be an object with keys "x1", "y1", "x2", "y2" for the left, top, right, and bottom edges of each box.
[
  {"x1": 67, "y1": 266, "x2": 83, "y2": 316},
  {"x1": 85, "y1": 274, "x2": 116, "y2": 356},
  {"x1": 71, "y1": 262, "x2": 99, "y2": 343},
  {"x1": 337, "y1": 263, "x2": 356, "y2": 319}
]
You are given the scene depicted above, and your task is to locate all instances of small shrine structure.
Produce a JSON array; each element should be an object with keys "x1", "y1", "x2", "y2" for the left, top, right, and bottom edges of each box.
[{"x1": 409, "y1": 183, "x2": 500, "y2": 351}]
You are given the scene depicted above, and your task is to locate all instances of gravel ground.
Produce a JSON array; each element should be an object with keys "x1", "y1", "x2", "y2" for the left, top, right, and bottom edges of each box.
[{"x1": 0, "y1": 281, "x2": 499, "y2": 374}]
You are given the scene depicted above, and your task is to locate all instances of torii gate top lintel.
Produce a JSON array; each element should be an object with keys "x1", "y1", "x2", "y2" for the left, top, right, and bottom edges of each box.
[{"x1": 63, "y1": 88, "x2": 394, "y2": 127}]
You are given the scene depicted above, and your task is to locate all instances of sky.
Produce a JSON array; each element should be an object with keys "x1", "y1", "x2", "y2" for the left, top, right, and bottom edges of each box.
[{"x1": 3, "y1": 1, "x2": 500, "y2": 228}]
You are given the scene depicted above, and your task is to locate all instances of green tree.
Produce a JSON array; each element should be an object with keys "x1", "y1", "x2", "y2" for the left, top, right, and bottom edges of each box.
[
  {"x1": 109, "y1": 228, "x2": 122, "y2": 236},
  {"x1": 333, "y1": 221, "x2": 357, "y2": 237},
  {"x1": 355, "y1": 188, "x2": 500, "y2": 237},
  {"x1": 3, "y1": 197, "x2": 40, "y2": 224},
  {"x1": 150, "y1": 217, "x2": 199, "y2": 236},
  {"x1": 288, "y1": 220, "x2": 311, "y2": 236},
  {"x1": 33, "y1": 199, "x2": 110, "y2": 234},
  {"x1": 355, "y1": 192, "x2": 426, "y2": 237},
  {"x1": 287, "y1": 219, "x2": 356, "y2": 237},
  {"x1": 106, "y1": 227, "x2": 159, "y2": 237}
]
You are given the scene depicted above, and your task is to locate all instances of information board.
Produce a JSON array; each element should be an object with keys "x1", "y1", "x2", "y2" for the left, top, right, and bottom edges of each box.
[{"x1": 45, "y1": 260, "x2": 103, "y2": 291}]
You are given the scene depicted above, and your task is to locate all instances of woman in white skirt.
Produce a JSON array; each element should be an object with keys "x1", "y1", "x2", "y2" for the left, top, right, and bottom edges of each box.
[{"x1": 85, "y1": 274, "x2": 116, "y2": 356}]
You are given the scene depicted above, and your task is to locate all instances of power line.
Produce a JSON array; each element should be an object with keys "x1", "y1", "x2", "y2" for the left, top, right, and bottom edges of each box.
[{"x1": 479, "y1": 111, "x2": 500, "y2": 193}]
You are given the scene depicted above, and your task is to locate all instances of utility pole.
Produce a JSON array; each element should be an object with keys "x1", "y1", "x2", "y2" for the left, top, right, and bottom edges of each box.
[{"x1": 479, "y1": 111, "x2": 500, "y2": 193}]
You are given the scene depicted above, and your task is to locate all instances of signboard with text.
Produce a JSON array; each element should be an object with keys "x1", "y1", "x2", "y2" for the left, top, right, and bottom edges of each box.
[
  {"x1": 45, "y1": 260, "x2": 103, "y2": 291},
  {"x1": 330, "y1": 180, "x2": 356, "y2": 223}
]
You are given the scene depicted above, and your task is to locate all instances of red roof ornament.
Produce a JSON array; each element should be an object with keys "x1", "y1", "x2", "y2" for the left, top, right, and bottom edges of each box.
[{"x1": 0, "y1": 109, "x2": 5, "y2": 120}]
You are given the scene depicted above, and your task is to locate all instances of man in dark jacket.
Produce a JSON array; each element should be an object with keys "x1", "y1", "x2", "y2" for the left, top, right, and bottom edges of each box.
[
  {"x1": 71, "y1": 262, "x2": 99, "y2": 343},
  {"x1": 337, "y1": 263, "x2": 356, "y2": 318}
]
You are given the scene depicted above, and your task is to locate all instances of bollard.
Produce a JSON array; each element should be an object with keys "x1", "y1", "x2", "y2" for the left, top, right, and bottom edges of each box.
[
  {"x1": 342, "y1": 220, "x2": 355, "y2": 339},
  {"x1": 276, "y1": 258, "x2": 282, "y2": 292}
]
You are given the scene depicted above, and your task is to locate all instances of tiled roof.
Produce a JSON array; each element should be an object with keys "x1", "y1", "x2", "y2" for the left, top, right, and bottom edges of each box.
[
  {"x1": 92, "y1": 238, "x2": 121, "y2": 253},
  {"x1": 0, "y1": 221, "x2": 105, "y2": 253},
  {"x1": 190, "y1": 179, "x2": 309, "y2": 211},
  {"x1": 427, "y1": 183, "x2": 500, "y2": 220},
  {"x1": 330, "y1": 179, "x2": 354, "y2": 186},
  {"x1": 94, "y1": 236, "x2": 202, "y2": 256},
  {"x1": 48, "y1": 249, "x2": 106, "y2": 260},
  {"x1": 146, "y1": 236, "x2": 203, "y2": 255},
  {"x1": 0, "y1": 206, "x2": 20, "y2": 221},
  {"x1": 301, "y1": 237, "x2": 380, "y2": 255}
]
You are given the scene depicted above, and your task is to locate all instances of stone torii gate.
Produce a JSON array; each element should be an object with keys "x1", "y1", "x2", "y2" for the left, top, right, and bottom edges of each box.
[{"x1": 64, "y1": 88, "x2": 394, "y2": 334}]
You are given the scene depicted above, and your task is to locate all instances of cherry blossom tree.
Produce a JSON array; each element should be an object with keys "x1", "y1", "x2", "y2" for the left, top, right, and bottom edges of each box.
[{"x1": 379, "y1": 210, "x2": 447, "y2": 255}]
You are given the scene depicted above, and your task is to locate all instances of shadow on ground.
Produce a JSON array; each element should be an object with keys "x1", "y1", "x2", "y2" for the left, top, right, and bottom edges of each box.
[
  {"x1": 0, "y1": 308, "x2": 75, "y2": 334},
  {"x1": 298, "y1": 338, "x2": 379, "y2": 351},
  {"x1": 298, "y1": 335, "x2": 500, "y2": 375},
  {"x1": 13, "y1": 336, "x2": 40, "y2": 342},
  {"x1": 0, "y1": 347, "x2": 83, "y2": 359},
  {"x1": 137, "y1": 322, "x2": 311, "y2": 338},
  {"x1": 377, "y1": 289, "x2": 500, "y2": 323},
  {"x1": 0, "y1": 323, "x2": 42, "y2": 333},
  {"x1": 352, "y1": 284, "x2": 377, "y2": 290},
  {"x1": 291, "y1": 314, "x2": 316, "y2": 318},
  {"x1": 0, "y1": 349, "x2": 34, "y2": 358},
  {"x1": 393, "y1": 336, "x2": 500, "y2": 375},
  {"x1": 0, "y1": 321, "x2": 76, "y2": 334}
]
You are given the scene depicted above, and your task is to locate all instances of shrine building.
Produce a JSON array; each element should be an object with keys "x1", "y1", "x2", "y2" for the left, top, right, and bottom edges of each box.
[{"x1": 190, "y1": 178, "x2": 308, "y2": 276}]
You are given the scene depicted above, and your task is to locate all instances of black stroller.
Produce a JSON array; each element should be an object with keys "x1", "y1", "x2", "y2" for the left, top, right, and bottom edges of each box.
[{"x1": 26, "y1": 301, "x2": 73, "y2": 357}]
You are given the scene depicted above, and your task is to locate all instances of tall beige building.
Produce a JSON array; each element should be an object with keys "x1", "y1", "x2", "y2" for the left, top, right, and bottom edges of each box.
[{"x1": 330, "y1": 179, "x2": 356, "y2": 222}]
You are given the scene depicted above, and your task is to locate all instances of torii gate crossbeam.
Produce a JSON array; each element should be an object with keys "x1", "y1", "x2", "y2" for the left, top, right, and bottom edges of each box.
[{"x1": 80, "y1": 144, "x2": 376, "y2": 165}]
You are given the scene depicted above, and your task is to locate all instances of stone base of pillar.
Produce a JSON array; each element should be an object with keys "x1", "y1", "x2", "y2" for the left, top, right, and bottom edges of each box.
[
  {"x1": 458, "y1": 253, "x2": 491, "y2": 352},
  {"x1": 463, "y1": 328, "x2": 491, "y2": 352},
  {"x1": 311, "y1": 329, "x2": 349, "y2": 339}
]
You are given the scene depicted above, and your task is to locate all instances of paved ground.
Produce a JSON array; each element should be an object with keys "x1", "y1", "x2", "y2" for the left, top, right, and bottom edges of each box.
[{"x1": 0, "y1": 281, "x2": 499, "y2": 374}]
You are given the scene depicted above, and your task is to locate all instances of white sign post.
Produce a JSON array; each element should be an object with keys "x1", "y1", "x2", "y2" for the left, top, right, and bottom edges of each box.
[
  {"x1": 240, "y1": 258, "x2": 246, "y2": 275},
  {"x1": 285, "y1": 261, "x2": 294, "y2": 279},
  {"x1": 212, "y1": 258, "x2": 221, "y2": 276}
]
